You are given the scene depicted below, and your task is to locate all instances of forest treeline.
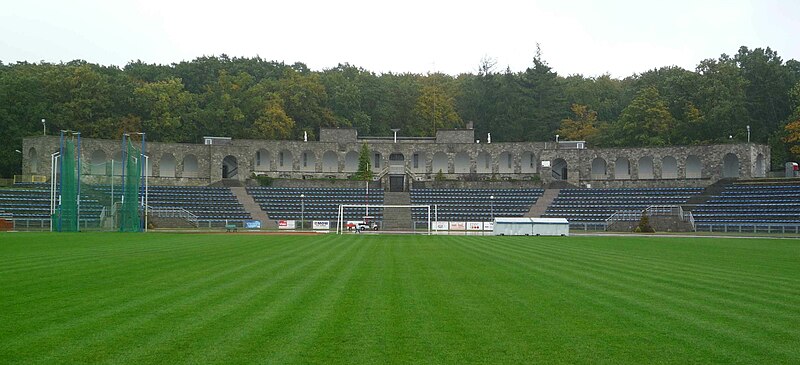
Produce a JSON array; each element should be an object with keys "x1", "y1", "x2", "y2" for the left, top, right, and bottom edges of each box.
[{"x1": 2, "y1": 45, "x2": 800, "y2": 177}]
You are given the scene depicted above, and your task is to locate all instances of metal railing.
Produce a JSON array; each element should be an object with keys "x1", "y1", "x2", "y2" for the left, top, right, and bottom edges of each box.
[
  {"x1": 605, "y1": 205, "x2": 695, "y2": 231},
  {"x1": 695, "y1": 223, "x2": 800, "y2": 234},
  {"x1": 146, "y1": 206, "x2": 198, "y2": 227}
]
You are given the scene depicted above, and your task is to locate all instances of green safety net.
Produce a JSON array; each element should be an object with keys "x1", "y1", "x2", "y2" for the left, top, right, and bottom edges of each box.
[
  {"x1": 58, "y1": 140, "x2": 79, "y2": 232},
  {"x1": 119, "y1": 140, "x2": 142, "y2": 232}
]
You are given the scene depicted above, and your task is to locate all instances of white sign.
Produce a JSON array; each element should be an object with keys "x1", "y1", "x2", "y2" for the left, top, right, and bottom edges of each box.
[
  {"x1": 433, "y1": 221, "x2": 449, "y2": 231},
  {"x1": 483, "y1": 221, "x2": 495, "y2": 231},
  {"x1": 467, "y1": 222, "x2": 483, "y2": 231},
  {"x1": 541, "y1": 160, "x2": 551, "y2": 167},
  {"x1": 449, "y1": 222, "x2": 466, "y2": 231},
  {"x1": 278, "y1": 220, "x2": 296, "y2": 229},
  {"x1": 312, "y1": 221, "x2": 330, "y2": 230}
]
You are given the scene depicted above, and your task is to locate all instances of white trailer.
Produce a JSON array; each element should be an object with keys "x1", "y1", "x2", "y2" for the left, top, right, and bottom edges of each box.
[{"x1": 493, "y1": 217, "x2": 569, "y2": 236}]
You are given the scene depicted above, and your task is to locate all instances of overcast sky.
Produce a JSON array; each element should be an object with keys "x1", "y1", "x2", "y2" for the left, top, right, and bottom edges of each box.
[{"x1": 2, "y1": 0, "x2": 798, "y2": 78}]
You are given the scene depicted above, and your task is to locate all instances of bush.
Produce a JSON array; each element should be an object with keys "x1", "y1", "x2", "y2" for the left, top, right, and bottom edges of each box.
[
  {"x1": 253, "y1": 174, "x2": 273, "y2": 187},
  {"x1": 635, "y1": 213, "x2": 655, "y2": 233},
  {"x1": 435, "y1": 169, "x2": 446, "y2": 181}
]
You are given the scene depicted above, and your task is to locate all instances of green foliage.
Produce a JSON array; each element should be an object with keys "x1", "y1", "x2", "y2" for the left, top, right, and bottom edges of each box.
[
  {"x1": 613, "y1": 87, "x2": 675, "y2": 147},
  {"x1": 435, "y1": 169, "x2": 446, "y2": 181},
  {"x1": 2, "y1": 46, "x2": 800, "y2": 177},
  {"x1": 557, "y1": 104, "x2": 602, "y2": 143},
  {"x1": 634, "y1": 213, "x2": 656, "y2": 233},
  {"x1": 252, "y1": 173, "x2": 273, "y2": 186},
  {"x1": 354, "y1": 143, "x2": 372, "y2": 181}
]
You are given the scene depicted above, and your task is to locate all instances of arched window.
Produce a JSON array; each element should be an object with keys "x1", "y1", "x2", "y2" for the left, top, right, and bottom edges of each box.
[
  {"x1": 432, "y1": 152, "x2": 448, "y2": 174},
  {"x1": 344, "y1": 151, "x2": 359, "y2": 172},
  {"x1": 614, "y1": 157, "x2": 630, "y2": 179},
  {"x1": 454, "y1": 152, "x2": 470, "y2": 173},
  {"x1": 662, "y1": 156, "x2": 678, "y2": 179},
  {"x1": 160, "y1": 153, "x2": 176, "y2": 178},
  {"x1": 521, "y1": 152, "x2": 536, "y2": 173},
  {"x1": 498, "y1": 152, "x2": 513, "y2": 173},
  {"x1": 722, "y1": 153, "x2": 739, "y2": 178},
  {"x1": 591, "y1": 157, "x2": 607, "y2": 179},
  {"x1": 476, "y1": 152, "x2": 491, "y2": 173},
  {"x1": 90, "y1": 150, "x2": 107, "y2": 175},
  {"x1": 183, "y1": 154, "x2": 198, "y2": 178},
  {"x1": 322, "y1": 151, "x2": 338, "y2": 172},
  {"x1": 638, "y1": 157, "x2": 654, "y2": 179},
  {"x1": 255, "y1": 149, "x2": 270, "y2": 171},
  {"x1": 686, "y1": 155, "x2": 702, "y2": 179}
]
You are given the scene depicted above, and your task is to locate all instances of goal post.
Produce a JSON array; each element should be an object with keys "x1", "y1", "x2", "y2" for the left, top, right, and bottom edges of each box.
[{"x1": 337, "y1": 204, "x2": 432, "y2": 234}]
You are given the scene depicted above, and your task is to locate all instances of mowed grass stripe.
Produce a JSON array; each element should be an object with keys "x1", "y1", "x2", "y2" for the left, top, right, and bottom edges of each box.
[
  {"x1": 492, "y1": 238, "x2": 800, "y2": 353},
  {"x1": 172, "y1": 234, "x2": 370, "y2": 364},
  {"x1": 534, "y1": 237, "x2": 800, "y2": 300},
  {"x1": 503, "y1": 237, "x2": 800, "y2": 318},
  {"x1": 460, "y1": 237, "x2": 798, "y2": 362},
  {"x1": 2, "y1": 234, "x2": 324, "y2": 362},
  {"x1": 98, "y1": 234, "x2": 354, "y2": 365},
  {"x1": 2, "y1": 233, "x2": 292, "y2": 346},
  {"x1": 530, "y1": 238, "x2": 800, "y2": 314}
]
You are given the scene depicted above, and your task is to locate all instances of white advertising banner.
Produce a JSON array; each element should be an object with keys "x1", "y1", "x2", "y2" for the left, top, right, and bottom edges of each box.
[
  {"x1": 483, "y1": 221, "x2": 495, "y2": 231},
  {"x1": 449, "y1": 222, "x2": 466, "y2": 231},
  {"x1": 312, "y1": 221, "x2": 330, "y2": 230},
  {"x1": 278, "y1": 220, "x2": 296, "y2": 229},
  {"x1": 433, "y1": 221, "x2": 449, "y2": 231},
  {"x1": 467, "y1": 222, "x2": 483, "y2": 231}
]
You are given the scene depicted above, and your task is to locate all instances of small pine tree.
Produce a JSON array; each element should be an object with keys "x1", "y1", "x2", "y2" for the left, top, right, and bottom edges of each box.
[
  {"x1": 635, "y1": 212, "x2": 655, "y2": 233},
  {"x1": 435, "y1": 169, "x2": 446, "y2": 181},
  {"x1": 355, "y1": 143, "x2": 372, "y2": 181}
]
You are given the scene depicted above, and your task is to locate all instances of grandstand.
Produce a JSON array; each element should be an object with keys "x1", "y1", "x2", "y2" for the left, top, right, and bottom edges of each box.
[
  {"x1": 248, "y1": 186, "x2": 384, "y2": 223},
  {"x1": 410, "y1": 187, "x2": 543, "y2": 223},
  {"x1": 692, "y1": 180, "x2": 800, "y2": 232}
]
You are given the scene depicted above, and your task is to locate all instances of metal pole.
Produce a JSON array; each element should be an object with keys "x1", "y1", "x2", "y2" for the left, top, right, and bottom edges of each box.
[
  {"x1": 144, "y1": 156, "x2": 149, "y2": 232},
  {"x1": 76, "y1": 133, "x2": 81, "y2": 231},
  {"x1": 300, "y1": 194, "x2": 305, "y2": 230}
]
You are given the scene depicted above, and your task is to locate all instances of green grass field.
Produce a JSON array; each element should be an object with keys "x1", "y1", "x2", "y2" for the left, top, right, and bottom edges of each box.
[{"x1": 1, "y1": 232, "x2": 798, "y2": 364}]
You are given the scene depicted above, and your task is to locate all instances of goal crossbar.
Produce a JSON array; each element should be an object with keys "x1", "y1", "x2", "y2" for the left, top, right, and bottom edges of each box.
[{"x1": 337, "y1": 204, "x2": 432, "y2": 235}]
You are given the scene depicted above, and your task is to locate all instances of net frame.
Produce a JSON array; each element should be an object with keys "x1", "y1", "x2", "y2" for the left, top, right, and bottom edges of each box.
[
  {"x1": 54, "y1": 130, "x2": 81, "y2": 232},
  {"x1": 119, "y1": 133, "x2": 147, "y2": 232},
  {"x1": 337, "y1": 204, "x2": 432, "y2": 235}
]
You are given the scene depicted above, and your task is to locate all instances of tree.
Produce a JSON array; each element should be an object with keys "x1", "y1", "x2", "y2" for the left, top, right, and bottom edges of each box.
[
  {"x1": 411, "y1": 76, "x2": 462, "y2": 136},
  {"x1": 613, "y1": 86, "x2": 675, "y2": 147},
  {"x1": 354, "y1": 143, "x2": 372, "y2": 181},
  {"x1": 557, "y1": 104, "x2": 601, "y2": 143},
  {"x1": 251, "y1": 94, "x2": 295, "y2": 140},
  {"x1": 518, "y1": 45, "x2": 568, "y2": 141},
  {"x1": 783, "y1": 81, "x2": 800, "y2": 159},
  {"x1": 134, "y1": 78, "x2": 196, "y2": 142}
]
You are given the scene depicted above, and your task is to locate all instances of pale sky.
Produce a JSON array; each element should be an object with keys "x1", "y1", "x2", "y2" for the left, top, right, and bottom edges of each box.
[{"x1": 2, "y1": 0, "x2": 798, "y2": 78}]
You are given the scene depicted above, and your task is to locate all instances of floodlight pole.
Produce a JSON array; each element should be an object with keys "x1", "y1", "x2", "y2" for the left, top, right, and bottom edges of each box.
[
  {"x1": 76, "y1": 132, "x2": 81, "y2": 231},
  {"x1": 490, "y1": 195, "x2": 495, "y2": 221},
  {"x1": 143, "y1": 155, "x2": 149, "y2": 232},
  {"x1": 42, "y1": 119, "x2": 46, "y2": 136}
]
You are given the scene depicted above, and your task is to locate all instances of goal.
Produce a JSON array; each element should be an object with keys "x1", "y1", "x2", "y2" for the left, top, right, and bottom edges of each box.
[{"x1": 336, "y1": 204, "x2": 432, "y2": 234}]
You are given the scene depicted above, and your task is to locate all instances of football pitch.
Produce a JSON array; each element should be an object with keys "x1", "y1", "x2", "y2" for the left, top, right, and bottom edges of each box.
[{"x1": 1, "y1": 232, "x2": 798, "y2": 364}]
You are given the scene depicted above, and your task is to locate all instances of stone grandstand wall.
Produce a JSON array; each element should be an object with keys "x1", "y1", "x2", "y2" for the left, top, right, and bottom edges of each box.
[{"x1": 21, "y1": 129, "x2": 769, "y2": 188}]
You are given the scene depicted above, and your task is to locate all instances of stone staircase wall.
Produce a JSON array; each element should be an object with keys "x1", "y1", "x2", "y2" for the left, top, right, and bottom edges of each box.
[
  {"x1": 230, "y1": 186, "x2": 276, "y2": 229},
  {"x1": 526, "y1": 189, "x2": 560, "y2": 217},
  {"x1": 382, "y1": 192, "x2": 412, "y2": 230}
]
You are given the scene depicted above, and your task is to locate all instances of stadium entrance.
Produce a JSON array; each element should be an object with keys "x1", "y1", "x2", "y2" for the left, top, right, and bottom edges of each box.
[{"x1": 389, "y1": 175, "x2": 405, "y2": 192}]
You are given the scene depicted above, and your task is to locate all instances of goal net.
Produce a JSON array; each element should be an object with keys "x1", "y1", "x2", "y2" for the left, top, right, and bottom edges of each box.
[{"x1": 336, "y1": 204, "x2": 432, "y2": 234}]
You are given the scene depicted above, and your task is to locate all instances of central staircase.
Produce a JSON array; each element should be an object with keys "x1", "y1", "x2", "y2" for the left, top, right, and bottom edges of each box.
[
  {"x1": 382, "y1": 192, "x2": 412, "y2": 230},
  {"x1": 526, "y1": 189, "x2": 560, "y2": 217},
  {"x1": 230, "y1": 186, "x2": 276, "y2": 229}
]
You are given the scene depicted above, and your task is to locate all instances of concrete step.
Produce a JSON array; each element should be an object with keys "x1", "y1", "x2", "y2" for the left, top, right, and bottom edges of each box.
[
  {"x1": 230, "y1": 186, "x2": 276, "y2": 229},
  {"x1": 526, "y1": 189, "x2": 560, "y2": 217},
  {"x1": 382, "y1": 192, "x2": 412, "y2": 230}
]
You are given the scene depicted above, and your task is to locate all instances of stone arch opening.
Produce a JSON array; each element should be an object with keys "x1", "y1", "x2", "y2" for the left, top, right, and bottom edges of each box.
[
  {"x1": 112, "y1": 152, "x2": 123, "y2": 176},
  {"x1": 322, "y1": 151, "x2": 338, "y2": 172},
  {"x1": 552, "y1": 158, "x2": 568, "y2": 180},
  {"x1": 29, "y1": 147, "x2": 38, "y2": 173},
  {"x1": 591, "y1": 157, "x2": 607, "y2": 179},
  {"x1": 432, "y1": 152, "x2": 448, "y2": 174},
  {"x1": 521, "y1": 152, "x2": 536, "y2": 173},
  {"x1": 638, "y1": 156, "x2": 654, "y2": 179},
  {"x1": 344, "y1": 151, "x2": 359, "y2": 172},
  {"x1": 686, "y1": 155, "x2": 702, "y2": 179},
  {"x1": 255, "y1": 149, "x2": 271, "y2": 171},
  {"x1": 454, "y1": 152, "x2": 470, "y2": 173},
  {"x1": 476, "y1": 152, "x2": 491, "y2": 173},
  {"x1": 160, "y1": 153, "x2": 176, "y2": 178},
  {"x1": 183, "y1": 154, "x2": 198, "y2": 178},
  {"x1": 90, "y1": 149, "x2": 107, "y2": 175},
  {"x1": 722, "y1": 153, "x2": 740, "y2": 178},
  {"x1": 615, "y1": 157, "x2": 630, "y2": 179},
  {"x1": 499, "y1": 151, "x2": 513, "y2": 173},
  {"x1": 755, "y1": 153, "x2": 766, "y2": 178},
  {"x1": 222, "y1": 155, "x2": 238, "y2": 179},
  {"x1": 662, "y1": 156, "x2": 678, "y2": 179},
  {"x1": 278, "y1": 150, "x2": 293, "y2": 171}
]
